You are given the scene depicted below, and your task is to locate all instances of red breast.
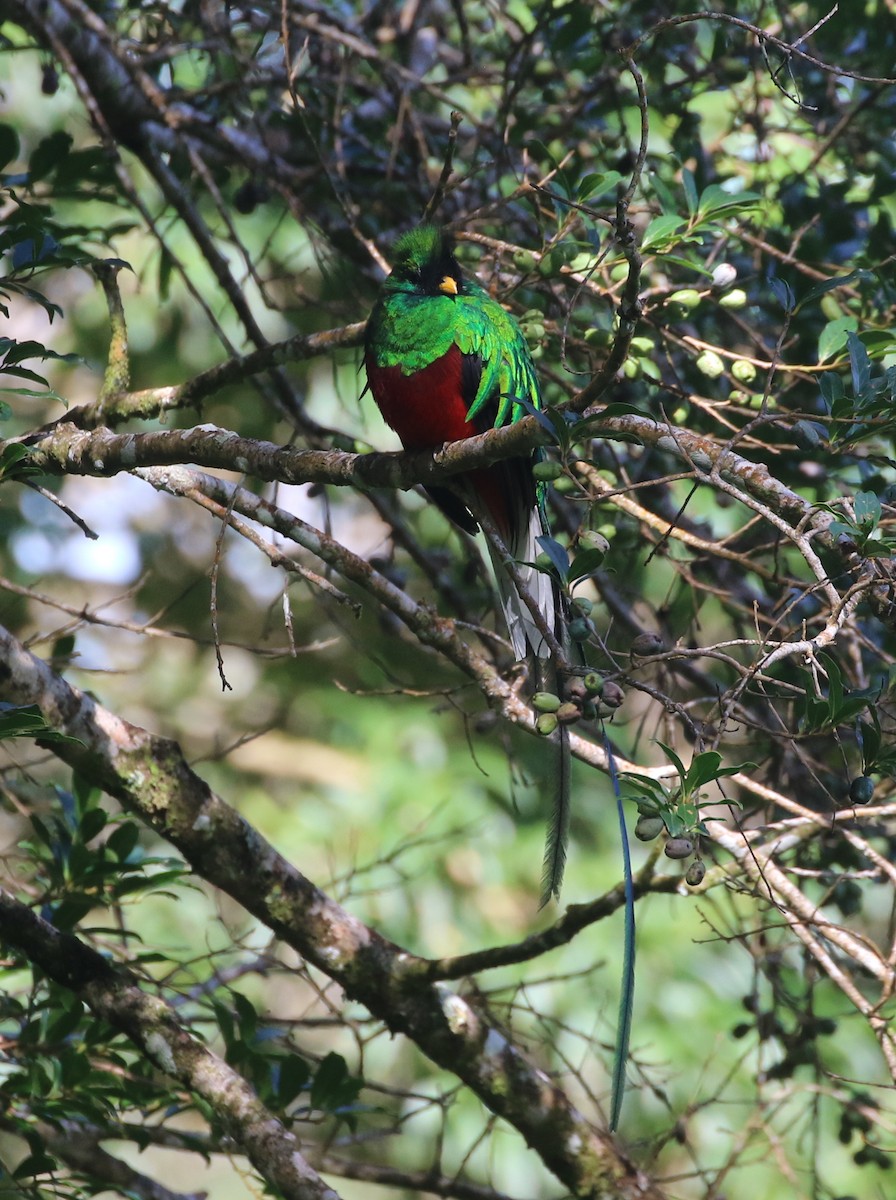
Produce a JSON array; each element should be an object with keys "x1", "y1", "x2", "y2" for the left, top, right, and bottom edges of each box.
[
  {"x1": 365, "y1": 344, "x2": 475, "y2": 449},
  {"x1": 366, "y1": 344, "x2": 517, "y2": 544}
]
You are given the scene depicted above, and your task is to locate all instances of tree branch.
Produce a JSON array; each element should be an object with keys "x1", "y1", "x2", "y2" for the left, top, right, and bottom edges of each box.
[{"x1": 0, "y1": 889, "x2": 342, "y2": 1200}]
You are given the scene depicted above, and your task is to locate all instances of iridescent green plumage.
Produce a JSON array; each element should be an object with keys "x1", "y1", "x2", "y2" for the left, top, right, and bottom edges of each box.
[
  {"x1": 367, "y1": 225, "x2": 541, "y2": 430},
  {"x1": 365, "y1": 225, "x2": 553, "y2": 661}
]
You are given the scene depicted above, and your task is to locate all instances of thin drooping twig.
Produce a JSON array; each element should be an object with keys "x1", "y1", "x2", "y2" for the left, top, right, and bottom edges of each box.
[{"x1": 422, "y1": 110, "x2": 463, "y2": 223}]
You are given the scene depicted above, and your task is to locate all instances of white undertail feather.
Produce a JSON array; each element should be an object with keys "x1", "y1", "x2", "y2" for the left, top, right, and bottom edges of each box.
[
  {"x1": 489, "y1": 505, "x2": 555, "y2": 660},
  {"x1": 487, "y1": 502, "x2": 569, "y2": 906}
]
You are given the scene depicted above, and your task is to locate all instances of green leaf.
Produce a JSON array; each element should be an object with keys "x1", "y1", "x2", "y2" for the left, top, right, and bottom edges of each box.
[
  {"x1": 650, "y1": 173, "x2": 679, "y2": 216},
  {"x1": 769, "y1": 277, "x2": 795, "y2": 312},
  {"x1": 657, "y1": 741, "x2": 688, "y2": 789},
  {"x1": 0, "y1": 442, "x2": 32, "y2": 478},
  {"x1": 821, "y1": 653, "x2": 845, "y2": 717},
  {"x1": 854, "y1": 490, "x2": 881, "y2": 529},
  {"x1": 0, "y1": 705, "x2": 82, "y2": 745},
  {"x1": 213, "y1": 1000, "x2": 235, "y2": 1049},
  {"x1": 79, "y1": 807, "x2": 107, "y2": 843},
  {"x1": 567, "y1": 547, "x2": 606, "y2": 584},
  {"x1": 46, "y1": 999, "x2": 85, "y2": 1043},
  {"x1": 232, "y1": 991, "x2": 258, "y2": 1039},
  {"x1": 619, "y1": 774, "x2": 670, "y2": 808},
  {"x1": 513, "y1": 394, "x2": 564, "y2": 446},
  {"x1": 0, "y1": 279, "x2": 63, "y2": 321},
  {"x1": 13, "y1": 1153, "x2": 58, "y2": 1180},
  {"x1": 681, "y1": 167, "x2": 698, "y2": 216},
  {"x1": 535, "y1": 534, "x2": 569, "y2": 582},
  {"x1": 847, "y1": 331, "x2": 872, "y2": 397},
  {"x1": 818, "y1": 317, "x2": 856, "y2": 362},
  {"x1": 799, "y1": 268, "x2": 872, "y2": 310},
  {"x1": 815, "y1": 372, "x2": 844, "y2": 410},
  {"x1": 277, "y1": 1053, "x2": 311, "y2": 1108},
  {"x1": 683, "y1": 750, "x2": 724, "y2": 792},
  {"x1": 0, "y1": 123, "x2": 20, "y2": 172},
  {"x1": 642, "y1": 214, "x2": 684, "y2": 251},
  {"x1": 696, "y1": 184, "x2": 760, "y2": 216},
  {"x1": 0, "y1": 365, "x2": 50, "y2": 386},
  {"x1": 106, "y1": 821, "x2": 141, "y2": 862},
  {"x1": 857, "y1": 329, "x2": 896, "y2": 359},
  {"x1": 577, "y1": 170, "x2": 623, "y2": 201},
  {"x1": 29, "y1": 130, "x2": 73, "y2": 182},
  {"x1": 310, "y1": 1051, "x2": 361, "y2": 1115}
]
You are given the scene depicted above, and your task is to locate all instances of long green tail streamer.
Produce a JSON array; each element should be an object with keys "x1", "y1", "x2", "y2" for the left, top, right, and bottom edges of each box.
[{"x1": 607, "y1": 733, "x2": 635, "y2": 1132}]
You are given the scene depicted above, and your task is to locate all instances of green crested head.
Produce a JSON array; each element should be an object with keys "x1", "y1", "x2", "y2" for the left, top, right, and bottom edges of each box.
[{"x1": 385, "y1": 225, "x2": 465, "y2": 298}]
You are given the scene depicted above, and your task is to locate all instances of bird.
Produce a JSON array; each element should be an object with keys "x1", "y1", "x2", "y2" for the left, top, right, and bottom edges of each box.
[
  {"x1": 364, "y1": 224, "x2": 570, "y2": 904},
  {"x1": 364, "y1": 229, "x2": 635, "y2": 1120},
  {"x1": 363, "y1": 224, "x2": 555, "y2": 663}
]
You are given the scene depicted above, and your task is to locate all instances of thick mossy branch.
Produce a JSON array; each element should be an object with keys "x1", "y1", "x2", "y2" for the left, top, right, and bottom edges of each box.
[{"x1": 19, "y1": 408, "x2": 834, "y2": 531}]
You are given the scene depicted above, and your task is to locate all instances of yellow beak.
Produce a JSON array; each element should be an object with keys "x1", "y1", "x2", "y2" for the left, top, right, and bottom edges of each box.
[{"x1": 439, "y1": 275, "x2": 458, "y2": 296}]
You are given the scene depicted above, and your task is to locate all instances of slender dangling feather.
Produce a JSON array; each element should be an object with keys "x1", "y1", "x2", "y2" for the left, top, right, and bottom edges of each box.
[
  {"x1": 539, "y1": 722, "x2": 571, "y2": 907},
  {"x1": 607, "y1": 731, "x2": 636, "y2": 1131}
]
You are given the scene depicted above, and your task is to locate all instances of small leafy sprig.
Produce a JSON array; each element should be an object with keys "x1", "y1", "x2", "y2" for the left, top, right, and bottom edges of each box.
[
  {"x1": 816, "y1": 490, "x2": 895, "y2": 558},
  {"x1": 822, "y1": 331, "x2": 896, "y2": 449},
  {"x1": 621, "y1": 743, "x2": 752, "y2": 883},
  {"x1": 0, "y1": 703, "x2": 81, "y2": 744}
]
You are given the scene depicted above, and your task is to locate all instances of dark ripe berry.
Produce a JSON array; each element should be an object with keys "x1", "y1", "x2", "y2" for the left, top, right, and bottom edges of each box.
[
  {"x1": 41, "y1": 62, "x2": 59, "y2": 95},
  {"x1": 565, "y1": 677, "x2": 589, "y2": 703},
  {"x1": 599, "y1": 681, "x2": 625, "y2": 709},
  {"x1": 233, "y1": 179, "x2": 270, "y2": 214},
  {"x1": 555, "y1": 702, "x2": 581, "y2": 725},
  {"x1": 630, "y1": 631, "x2": 664, "y2": 657},
  {"x1": 664, "y1": 836, "x2": 694, "y2": 860},
  {"x1": 756, "y1": 1011, "x2": 783, "y2": 1040},
  {"x1": 685, "y1": 859, "x2": 706, "y2": 886},
  {"x1": 832, "y1": 880, "x2": 862, "y2": 917},
  {"x1": 635, "y1": 815, "x2": 665, "y2": 841},
  {"x1": 849, "y1": 775, "x2": 875, "y2": 805}
]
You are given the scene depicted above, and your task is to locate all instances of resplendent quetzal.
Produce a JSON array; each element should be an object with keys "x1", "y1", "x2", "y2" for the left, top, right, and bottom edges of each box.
[
  {"x1": 364, "y1": 224, "x2": 555, "y2": 661},
  {"x1": 365, "y1": 228, "x2": 634, "y2": 1123}
]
